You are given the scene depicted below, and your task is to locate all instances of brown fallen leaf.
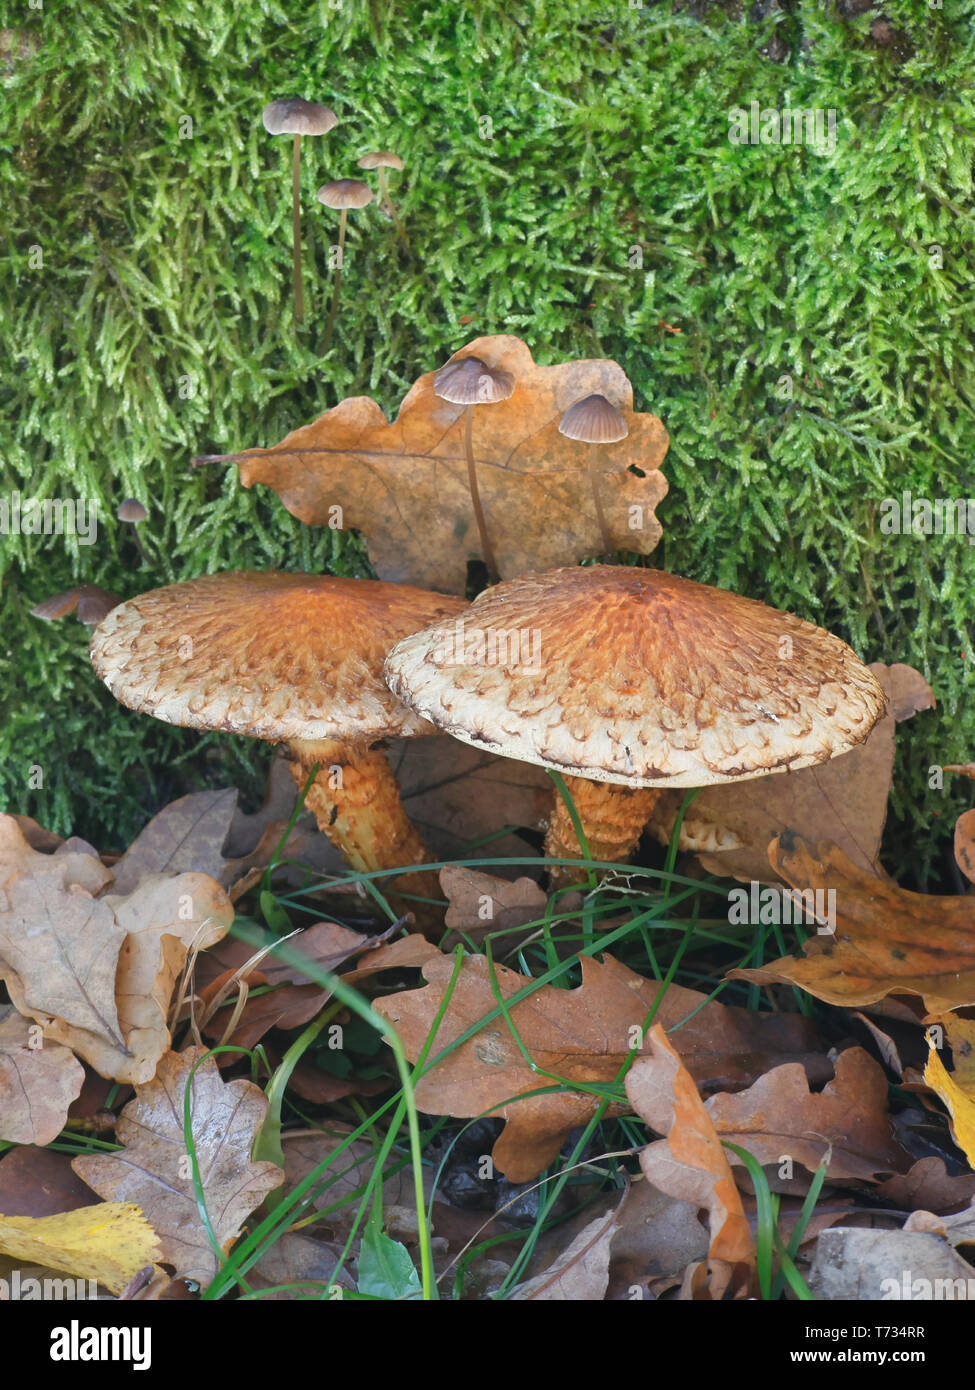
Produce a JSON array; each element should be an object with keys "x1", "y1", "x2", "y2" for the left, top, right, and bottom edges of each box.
[
  {"x1": 250, "y1": 1231, "x2": 354, "y2": 1300},
  {"x1": 0, "y1": 1006, "x2": 85, "y2": 1145},
  {"x1": 193, "y1": 920, "x2": 388, "y2": 1053},
  {"x1": 606, "y1": 1177, "x2": 709, "y2": 1299},
  {"x1": 0, "y1": 1146, "x2": 97, "y2": 1219},
  {"x1": 649, "y1": 663, "x2": 933, "y2": 881},
  {"x1": 374, "y1": 949, "x2": 824, "y2": 1182},
  {"x1": 282, "y1": 1126, "x2": 426, "y2": 1235},
  {"x1": 391, "y1": 734, "x2": 553, "y2": 868},
  {"x1": 109, "y1": 789, "x2": 240, "y2": 895},
  {"x1": 704, "y1": 1047, "x2": 910, "y2": 1181},
  {"x1": 955, "y1": 810, "x2": 975, "y2": 886},
  {"x1": 205, "y1": 335, "x2": 668, "y2": 593},
  {"x1": 730, "y1": 833, "x2": 975, "y2": 1015},
  {"x1": 626, "y1": 1025, "x2": 755, "y2": 1300},
  {"x1": 441, "y1": 868, "x2": 549, "y2": 943},
  {"x1": 510, "y1": 1204, "x2": 623, "y2": 1300},
  {"x1": 877, "y1": 1157, "x2": 975, "y2": 1214},
  {"x1": 72, "y1": 1047, "x2": 282, "y2": 1287},
  {"x1": 0, "y1": 814, "x2": 112, "y2": 895},
  {"x1": 26, "y1": 872, "x2": 234, "y2": 1083}
]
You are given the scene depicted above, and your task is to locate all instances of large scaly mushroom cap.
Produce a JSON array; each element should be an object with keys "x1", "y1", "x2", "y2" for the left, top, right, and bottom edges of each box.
[
  {"x1": 91, "y1": 571, "x2": 467, "y2": 745},
  {"x1": 384, "y1": 565, "x2": 887, "y2": 789}
]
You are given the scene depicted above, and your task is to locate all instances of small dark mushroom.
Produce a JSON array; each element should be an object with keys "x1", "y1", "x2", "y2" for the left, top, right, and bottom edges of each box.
[
  {"x1": 433, "y1": 355, "x2": 514, "y2": 584},
  {"x1": 358, "y1": 151, "x2": 406, "y2": 242},
  {"x1": 558, "y1": 394, "x2": 628, "y2": 559},
  {"x1": 262, "y1": 98, "x2": 338, "y2": 325},
  {"x1": 317, "y1": 179, "x2": 374, "y2": 351}
]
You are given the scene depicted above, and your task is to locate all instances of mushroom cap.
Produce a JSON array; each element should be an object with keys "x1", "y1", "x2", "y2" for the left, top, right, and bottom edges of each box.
[
  {"x1": 433, "y1": 355, "x2": 515, "y2": 407},
  {"x1": 358, "y1": 151, "x2": 404, "y2": 171},
  {"x1": 558, "y1": 394, "x2": 628, "y2": 445},
  {"x1": 117, "y1": 498, "x2": 148, "y2": 523},
  {"x1": 262, "y1": 98, "x2": 338, "y2": 137},
  {"x1": 316, "y1": 179, "x2": 374, "y2": 209},
  {"x1": 91, "y1": 571, "x2": 467, "y2": 744},
  {"x1": 384, "y1": 566, "x2": 887, "y2": 789}
]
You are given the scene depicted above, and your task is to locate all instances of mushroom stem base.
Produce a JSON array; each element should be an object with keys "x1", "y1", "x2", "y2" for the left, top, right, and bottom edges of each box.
[
  {"x1": 544, "y1": 776, "x2": 661, "y2": 886},
  {"x1": 288, "y1": 738, "x2": 441, "y2": 902}
]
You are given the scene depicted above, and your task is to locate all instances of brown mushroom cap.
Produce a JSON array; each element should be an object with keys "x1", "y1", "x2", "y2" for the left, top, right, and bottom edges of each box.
[
  {"x1": 316, "y1": 179, "x2": 374, "y2": 210},
  {"x1": 358, "y1": 151, "x2": 404, "y2": 171},
  {"x1": 262, "y1": 98, "x2": 338, "y2": 137},
  {"x1": 433, "y1": 355, "x2": 515, "y2": 407},
  {"x1": 91, "y1": 572, "x2": 466, "y2": 744},
  {"x1": 384, "y1": 565, "x2": 887, "y2": 788},
  {"x1": 558, "y1": 394, "x2": 628, "y2": 445},
  {"x1": 117, "y1": 499, "x2": 148, "y2": 523}
]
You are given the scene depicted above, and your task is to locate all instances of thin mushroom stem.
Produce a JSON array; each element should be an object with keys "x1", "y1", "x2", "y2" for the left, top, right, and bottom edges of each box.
[
  {"x1": 589, "y1": 442, "x2": 613, "y2": 558},
  {"x1": 288, "y1": 737, "x2": 443, "y2": 909},
  {"x1": 545, "y1": 776, "x2": 661, "y2": 888},
  {"x1": 323, "y1": 208, "x2": 348, "y2": 353},
  {"x1": 378, "y1": 168, "x2": 407, "y2": 244},
  {"x1": 463, "y1": 404, "x2": 500, "y2": 582},
  {"x1": 291, "y1": 134, "x2": 304, "y2": 324}
]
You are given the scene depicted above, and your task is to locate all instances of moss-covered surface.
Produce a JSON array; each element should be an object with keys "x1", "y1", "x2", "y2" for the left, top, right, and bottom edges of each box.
[{"x1": 1, "y1": 0, "x2": 973, "y2": 884}]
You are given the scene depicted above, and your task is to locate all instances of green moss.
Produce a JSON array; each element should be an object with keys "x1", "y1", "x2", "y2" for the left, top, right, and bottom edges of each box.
[{"x1": 1, "y1": 0, "x2": 973, "y2": 885}]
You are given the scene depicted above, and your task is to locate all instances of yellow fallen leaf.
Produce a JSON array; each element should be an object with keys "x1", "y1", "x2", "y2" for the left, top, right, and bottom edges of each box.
[
  {"x1": 0, "y1": 1203, "x2": 160, "y2": 1295},
  {"x1": 924, "y1": 1022, "x2": 975, "y2": 1170}
]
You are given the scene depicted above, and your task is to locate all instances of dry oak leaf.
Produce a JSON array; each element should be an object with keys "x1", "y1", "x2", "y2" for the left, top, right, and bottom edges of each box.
[
  {"x1": 625, "y1": 1025, "x2": 755, "y2": 1301},
  {"x1": 72, "y1": 1047, "x2": 282, "y2": 1287},
  {"x1": 0, "y1": 1005, "x2": 84, "y2": 1146},
  {"x1": 954, "y1": 809, "x2": 975, "y2": 886},
  {"x1": 25, "y1": 872, "x2": 234, "y2": 1084},
  {"x1": 704, "y1": 1047, "x2": 910, "y2": 1182},
  {"x1": 0, "y1": 1203, "x2": 160, "y2": 1296},
  {"x1": 373, "y1": 949, "x2": 821, "y2": 1182},
  {"x1": 877, "y1": 1157, "x2": 975, "y2": 1215},
  {"x1": 391, "y1": 734, "x2": 553, "y2": 869},
  {"x1": 194, "y1": 920, "x2": 391, "y2": 1054},
  {"x1": 209, "y1": 335, "x2": 669, "y2": 593},
  {"x1": 729, "y1": 833, "x2": 975, "y2": 1015},
  {"x1": 0, "y1": 814, "x2": 112, "y2": 895},
  {"x1": 649, "y1": 663, "x2": 933, "y2": 882},
  {"x1": 510, "y1": 1205, "x2": 623, "y2": 1301}
]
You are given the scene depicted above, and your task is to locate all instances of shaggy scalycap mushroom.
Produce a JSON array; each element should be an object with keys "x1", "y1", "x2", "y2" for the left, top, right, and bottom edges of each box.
[
  {"x1": 385, "y1": 565, "x2": 887, "y2": 880},
  {"x1": 91, "y1": 572, "x2": 467, "y2": 888}
]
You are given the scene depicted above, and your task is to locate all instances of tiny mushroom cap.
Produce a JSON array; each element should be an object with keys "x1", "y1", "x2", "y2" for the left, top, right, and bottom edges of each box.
[
  {"x1": 316, "y1": 179, "x2": 374, "y2": 210},
  {"x1": 117, "y1": 498, "x2": 148, "y2": 523},
  {"x1": 358, "y1": 151, "x2": 404, "y2": 171},
  {"x1": 434, "y1": 355, "x2": 515, "y2": 407},
  {"x1": 262, "y1": 98, "x2": 338, "y2": 137},
  {"x1": 384, "y1": 565, "x2": 887, "y2": 789},
  {"x1": 558, "y1": 394, "x2": 629, "y2": 445},
  {"x1": 90, "y1": 571, "x2": 466, "y2": 744}
]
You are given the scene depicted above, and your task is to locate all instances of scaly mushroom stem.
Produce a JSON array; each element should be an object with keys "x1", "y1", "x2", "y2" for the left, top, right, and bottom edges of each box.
[
  {"x1": 378, "y1": 168, "x2": 407, "y2": 244},
  {"x1": 291, "y1": 134, "x2": 304, "y2": 324},
  {"x1": 545, "y1": 776, "x2": 661, "y2": 887},
  {"x1": 589, "y1": 442, "x2": 613, "y2": 558},
  {"x1": 288, "y1": 737, "x2": 442, "y2": 902},
  {"x1": 323, "y1": 209, "x2": 347, "y2": 352},
  {"x1": 464, "y1": 404, "x2": 499, "y2": 582}
]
